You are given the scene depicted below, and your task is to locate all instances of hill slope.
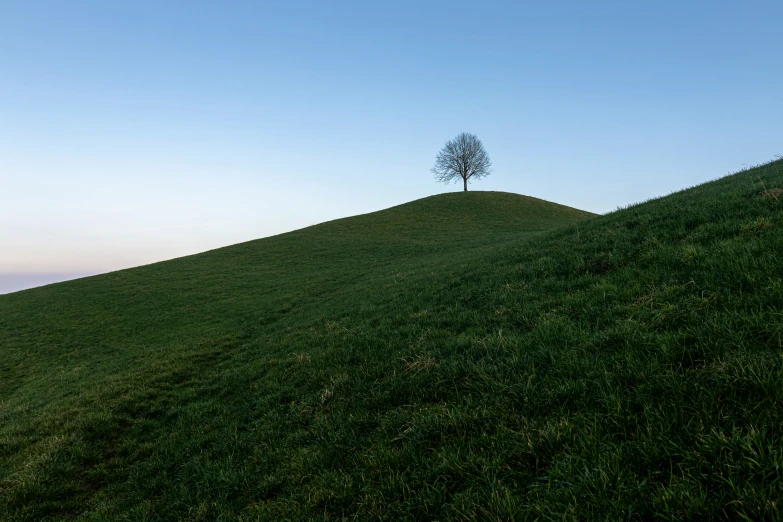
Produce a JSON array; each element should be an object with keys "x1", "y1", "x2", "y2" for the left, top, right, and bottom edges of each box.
[{"x1": 1, "y1": 166, "x2": 782, "y2": 519}]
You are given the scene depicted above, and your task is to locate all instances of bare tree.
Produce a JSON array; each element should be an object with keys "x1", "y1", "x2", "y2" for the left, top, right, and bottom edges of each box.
[{"x1": 431, "y1": 132, "x2": 492, "y2": 192}]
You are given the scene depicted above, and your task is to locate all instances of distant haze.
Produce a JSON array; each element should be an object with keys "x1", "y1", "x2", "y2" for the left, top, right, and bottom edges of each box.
[
  {"x1": 2, "y1": 1, "x2": 781, "y2": 287},
  {"x1": 0, "y1": 274, "x2": 96, "y2": 295}
]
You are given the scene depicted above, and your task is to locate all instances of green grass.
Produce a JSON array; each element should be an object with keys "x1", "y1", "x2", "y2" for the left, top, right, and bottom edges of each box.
[{"x1": 1, "y1": 162, "x2": 782, "y2": 520}]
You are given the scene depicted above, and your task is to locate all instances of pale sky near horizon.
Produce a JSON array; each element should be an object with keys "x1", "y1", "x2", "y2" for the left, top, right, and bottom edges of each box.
[{"x1": 2, "y1": 1, "x2": 782, "y2": 294}]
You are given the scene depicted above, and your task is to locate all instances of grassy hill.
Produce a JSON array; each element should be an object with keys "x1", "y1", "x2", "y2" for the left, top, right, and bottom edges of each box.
[{"x1": 1, "y1": 162, "x2": 782, "y2": 520}]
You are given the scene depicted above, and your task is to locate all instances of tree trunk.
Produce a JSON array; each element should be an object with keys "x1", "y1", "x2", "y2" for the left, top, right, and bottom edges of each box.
[{"x1": 463, "y1": 178, "x2": 468, "y2": 192}]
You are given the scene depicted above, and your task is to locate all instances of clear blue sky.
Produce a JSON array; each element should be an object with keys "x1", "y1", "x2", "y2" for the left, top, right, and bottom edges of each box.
[{"x1": 2, "y1": 1, "x2": 781, "y2": 293}]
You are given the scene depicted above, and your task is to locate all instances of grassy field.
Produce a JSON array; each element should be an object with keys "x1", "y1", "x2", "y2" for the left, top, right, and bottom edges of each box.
[{"x1": 1, "y1": 161, "x2": 782, "y2": 520}]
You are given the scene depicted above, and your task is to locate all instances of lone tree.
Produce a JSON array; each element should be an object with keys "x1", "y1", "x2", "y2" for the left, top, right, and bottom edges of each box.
[{"x1": 432, "y1": 132, "x2": 492, "y2": 192}]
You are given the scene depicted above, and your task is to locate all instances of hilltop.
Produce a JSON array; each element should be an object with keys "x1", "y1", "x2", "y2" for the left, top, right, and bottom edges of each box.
[{"x1": 1, "y1": 163, "x2": 782, "y2": 520}]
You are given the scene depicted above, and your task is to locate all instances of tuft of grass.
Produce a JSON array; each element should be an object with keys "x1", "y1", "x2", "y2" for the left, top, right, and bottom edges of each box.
[
  {"x1": 401, "y1": 352, "x2": 438, "y2": 375},
  {"x1": 741, "y1": 216, "x2": 774, "y2": 234},
  {"x1": 761, "y1": 187, "x2": 783, "y2": 200},
  {"x1": 1, "y1": 161, "x2": 783, "y2": 520}
]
